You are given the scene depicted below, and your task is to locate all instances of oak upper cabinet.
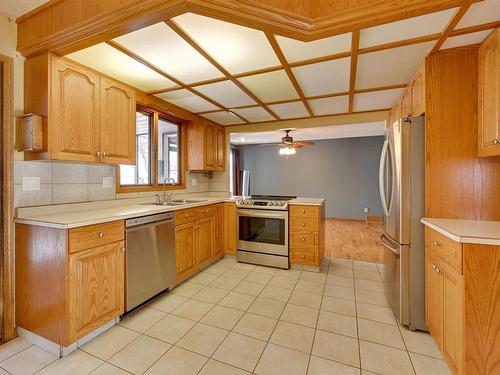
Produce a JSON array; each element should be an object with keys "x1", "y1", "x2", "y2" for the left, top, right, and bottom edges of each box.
[
  {"x1": 410, "y1": 62, "x2": 426, "y2": 116},
  {"x1": 175, "y1": 222, "x2": 197, "y2": 280},
  {"x1": 187, "y1": 120, "x2": 226, "y2": 171},
  {"x1": 401, "y1": 88, "x2": 412, "y2": 118},
  {"x1": 24, "y1": 53, "x2": 136, "y2": 164},
  {"x1": 478, "y1": 28, "x2": 500, "y2": 157},
  {"x1": 100, "y1": 77, "x2": 136, "y2": 164},
  {"x1": 69, "y1": 241, "x2": 124, "y2": 342}
]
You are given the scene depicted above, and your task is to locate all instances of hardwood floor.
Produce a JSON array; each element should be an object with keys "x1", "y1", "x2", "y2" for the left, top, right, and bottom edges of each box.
[{"x1": 325, "y1": 218, "x2": 384, "y2": 263}]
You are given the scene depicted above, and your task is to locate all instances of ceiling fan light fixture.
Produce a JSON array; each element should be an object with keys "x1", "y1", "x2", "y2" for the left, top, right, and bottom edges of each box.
[{"x1": 279, "y1": 146, "x2": 296, "y2": 156}]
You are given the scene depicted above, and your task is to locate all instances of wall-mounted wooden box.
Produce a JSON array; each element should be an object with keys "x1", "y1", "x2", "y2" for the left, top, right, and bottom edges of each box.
[{"x1": 18, "y1": 113, "x2": 44, "y2": 151}]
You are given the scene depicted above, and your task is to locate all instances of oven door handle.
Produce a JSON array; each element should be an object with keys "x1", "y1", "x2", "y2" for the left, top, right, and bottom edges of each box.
[{"x1": 237, "y1": 209, "x2": 288, "y2": 219}]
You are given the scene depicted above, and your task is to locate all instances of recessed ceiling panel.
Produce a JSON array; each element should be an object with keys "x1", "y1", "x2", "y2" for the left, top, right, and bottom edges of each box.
[
  {"x1": 276, "y1": 33, "x2": 352, "y2": 63},
  {"x1": 292, "y1": 57, "x2": 351, "y2": 96},
  {"x1": 268, "y1": 101, "x2": 309, "y2": 119},
  {"x1": 202, "y1": 111, "x2": 245, "y2": 125},
  {"x1": 441, "y1": 30, "x2": 494, "y2": 50},
  {"x1": 356, "y1": 42, "x2": 435, "y2": 89},
  {"x1": 456, "y1": 0, "x2": 500, "y2": 29},
  {"x1": 309, "y1": 95, "x2": 349, "y2": 115},
  {"x1": 231, "y1": 107, "x2": 275, "y2": 122},
  {"x1": 173, "y1": 13, "x2": 280, "y2": 74},
  {"x1": 66, "y1": 43, "x2": 178, "y2": 92},
  {"x1": 353, "y1": 88, "x2": 405, "y2": 112},
  {"x1": 360, "y1": 8, "x2": 457, "y2": 48},
  {"x1": 194, "y1": 80, "x2": 256, "y2": 108},
  {"x1": 113, "y1": 22, "x2": 223, "y2": 84},
  {"x1": 155, "y1": 89, "x2": 218, "y2": 112},
  {"x1": 238, "y1": 70, "x2": 299, "y2": 103}
]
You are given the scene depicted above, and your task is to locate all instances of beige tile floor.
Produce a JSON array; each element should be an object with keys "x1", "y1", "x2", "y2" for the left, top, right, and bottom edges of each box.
[{"x1": 0, "y1": 256, "x2": 452, "y2": 375}]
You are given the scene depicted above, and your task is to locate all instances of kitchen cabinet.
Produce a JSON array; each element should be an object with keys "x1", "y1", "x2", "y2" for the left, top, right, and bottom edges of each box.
[
  {"x1": 23, "y1": 53, "x2": 136, "y2": 164},
  {"x1": 224, "y1": 202, "x2": 237, "y2": 254},
  {"x1": 175, "y1": 222, "x2": 197, "y2": 280},
  {"x1": 214, "y1": 204, "x2": 224, "y2": 256},
  {"x1": 410, "y1": 62, "x2": 425, "y2": 116},
  {"x1": 478, "y1": 28, "x2": 500, "y2": 157},
  {"x1": 289, "y1": 203, "x2": 325, "y2": 267},
  {"x1": 196, "y1": 215, "x2": 215, "y2": 267},
  {"x1": 401, "y1": 88, "x2": 412, "y2": 118},
  {"x1": 15, "y1": 220, "x2": 125, "y2": 346},
  {"x1": 187, "y1": 120, "x2": 226, "y2": 171},
  {"x1": 425, "y1": 247, "x2": 444, "y2": 346}
]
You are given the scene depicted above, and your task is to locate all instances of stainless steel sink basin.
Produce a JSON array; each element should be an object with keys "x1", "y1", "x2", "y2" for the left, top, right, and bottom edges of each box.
[
  {"x1": 170, "y1": 199, "x2": 207, "y2": 204},
  {"x1": 140, "y1": 202, "x2": 186, "y2": 207}
]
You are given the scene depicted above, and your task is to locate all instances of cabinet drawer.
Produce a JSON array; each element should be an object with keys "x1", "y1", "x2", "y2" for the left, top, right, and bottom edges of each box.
[
  {"x1": 291, "y1": 248, "x2": 317, "y2": 263},
  {"x1": 289, "y1": 205, "x2": 319, "y2": 219},
  {"x1": 290, "y1": 230, "x2": 318, "y2": 248},
  {"x1": 69, "y1": 221, "x2": 124, "y2": 253},
  {"x1": 290, "y1": 217, "x2": 319, "y2": 231},
  {"x1": 196, "y1": 205, "x2": 217, "y2": 218},
  {"x1": 175, "y1": 208, "x2": 198, "y2": 225},
  {"x1": 425, "y1": 227, "x2": 463, "y2": 273}
]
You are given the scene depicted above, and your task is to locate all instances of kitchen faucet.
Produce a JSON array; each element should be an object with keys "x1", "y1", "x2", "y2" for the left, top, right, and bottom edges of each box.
[{"x1": 163, "y1": 177, "x2": 176, "y2": 204}]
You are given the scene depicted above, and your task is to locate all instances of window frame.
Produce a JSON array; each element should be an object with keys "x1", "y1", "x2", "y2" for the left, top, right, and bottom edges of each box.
[{"x1": 116, "y1": 105, "x2": 187, "y2": 193}]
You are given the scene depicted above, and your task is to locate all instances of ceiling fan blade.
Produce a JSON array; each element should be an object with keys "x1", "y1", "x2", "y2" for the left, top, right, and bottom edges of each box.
[
  {"x1": 260, "y1": 143, "x2": 282, "y2": 147},
  {"x1": 294, "y1": 140, "x2": 315, "y2": 146}
]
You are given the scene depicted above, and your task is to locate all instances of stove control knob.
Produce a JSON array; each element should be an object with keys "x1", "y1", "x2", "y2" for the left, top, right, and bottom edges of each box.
[{"x1": 279, "y1": 202, "x2": 285, "y2": 206}]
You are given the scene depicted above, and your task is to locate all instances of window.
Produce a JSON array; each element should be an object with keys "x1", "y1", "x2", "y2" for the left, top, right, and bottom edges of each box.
[{"x1": 118, "y1": 107, "x2": 184, "y2": 191}]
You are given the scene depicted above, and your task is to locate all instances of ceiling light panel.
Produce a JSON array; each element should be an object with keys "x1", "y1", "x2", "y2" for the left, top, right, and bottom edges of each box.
[
  {"x1": 308, "y1": 95, "x2": 349, "y2": 116},
  {"x1": 441, "y1": 29, "x2": 494, "y2": 50},
  {"x1": 292, "y1": 57, "x2": 351, "y2": 96},
  {"x1": 201, "y1": 111, "x2": 245, "y2": 125},
  {"x1": 155, "y1": 89, "x2": 218, "y2": 112},
  {"x1": 268, "y1": 101, "x2": 310, "y2": 119},
  {"x1": 456, "y1": 0, "x2": 500, "y2": 29},
  {"x1": 276, "y1": 33, "x2": 352, "y2": 63},
  {"x1": 173, "y1": 13, "x2": 280, "y2": 74},
  {"x1": 359, "y1": 8, "x2": 457, "y2": 48},
  {"x1": 193, "y1": 80, "x2": 256, "y2": 108},
  {"x1": 231, "y1": 107, "x2": 275, "y2": 122},
  {"x1": 353, "y1": 88, "x2": 405, "y2": 112},
  {"x1": 66, "y1": 43, "x2": 178, "y2": 91},
  {"x1": 238, "y1": 70, "x2": 299, "y2": 102},
  {"x1": 356, "y1": 41, "x2": 435, "y2": 89},
  {"x1": 113, "y1": 22, "x2": 223, "y2": 84}
]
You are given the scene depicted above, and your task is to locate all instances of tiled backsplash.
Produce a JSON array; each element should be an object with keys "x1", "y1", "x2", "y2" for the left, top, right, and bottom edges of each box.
[{"x1": 14, "y1": 161, "x2": 228, "y2": 208}]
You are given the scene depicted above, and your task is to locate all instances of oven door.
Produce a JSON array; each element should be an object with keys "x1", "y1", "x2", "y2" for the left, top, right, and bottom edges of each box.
[{"x1": 237, "y1": 208, "x2": 288, "y2": 256}]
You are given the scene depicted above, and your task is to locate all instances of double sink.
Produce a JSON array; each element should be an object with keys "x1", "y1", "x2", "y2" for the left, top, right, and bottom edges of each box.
[{"x1": 141, "y1": 199, "x2": 207, "y2": 207}]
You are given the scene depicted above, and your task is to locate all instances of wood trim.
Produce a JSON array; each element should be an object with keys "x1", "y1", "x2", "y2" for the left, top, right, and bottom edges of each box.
[
  {"x1": 348, "y1": 30, "x2": 360, "y2": 113},
  {"x1": 431, "y1": 3, "x2": 472, "y2": 53},
  {"x1": 165, "y1": 19, "x2": 280, "y2": 120},
  {"x1": 265, "y1": 33, "x2": 314, "y2": 116},
  {"x1": 0, "y1": 54, "x2": 15, "y2": 342},
  {"x1": 451, "y1": 21, "x2": 500, "y2": 37}
]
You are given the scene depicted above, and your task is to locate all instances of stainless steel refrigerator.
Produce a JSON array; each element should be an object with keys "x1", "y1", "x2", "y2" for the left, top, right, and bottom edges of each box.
[{"x1": 378, "y1": 116, "x2": 426, "y2": 331}]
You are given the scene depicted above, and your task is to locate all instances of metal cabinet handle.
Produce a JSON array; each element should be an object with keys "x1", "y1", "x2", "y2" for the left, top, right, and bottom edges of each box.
[
  {"x1": 121, "y1": 247, "x2": 126, "y2": 253},
  {"x1": 301, "y1": 210, "x2": 306, "y2": 213},
  {"x1": 432, "y1": 240, "x2": 441, "y2": 247},
  {"x1": 301, "y1": 255, "x2": 305, "y2": 259},
  {"x1": 302, "y1": 237, "x2": 306, "y2": 241},
  {"x1": 98, "y1": 232, "x2": 104, "y2": 238},
  {"x1": 96, "y1": 151, "x2": 101, "y2": 158},
  {"x1": 493, "y1": 139, "x2": 499, "y2": 145},
  {"x1": 301, "y1": 223, "x2": 306, "y2": 227}
]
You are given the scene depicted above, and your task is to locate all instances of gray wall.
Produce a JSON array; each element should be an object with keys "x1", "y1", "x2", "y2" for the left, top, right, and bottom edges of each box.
[{"x1": 239, "y1": 136, "x2": 384, "y2": 219}]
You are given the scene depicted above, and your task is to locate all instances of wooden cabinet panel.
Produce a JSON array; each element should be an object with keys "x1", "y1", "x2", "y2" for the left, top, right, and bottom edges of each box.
[
  {"x1": 289, "y1": 203, "x2": 324, "y2": 266},
  {"x1": 69, "y1": 221, "x2": 124, "y2": 254},
  {"x1": 290, "y1": 217, "x2": 319, "y2": 231},
  {"x1": 50, "y1": 57, "x2": 100, "y2": 163},
  {"x1": 401, "y1": 89, "x2": 412, "y2": 118},
  {"x1": 100, "y1": 78, "x2": 136, "y2": 165},
  {"x1": 214, "y1": 204, "x2": 224, "y2": 256},
  {"x1": 69, "y1": 241, "x2": 124, "y2": 341},
  {"x1": 478, "y1": 29, "x2": 500, "y2": 157},
  {"x1": 204, "y1": 124, "x2": 215, "y2": 169},
  {"x1": 290, "y1": 230, "x2": 318, "y2": 249},
  {"x1": 175, "y1": 222, "x2": 197, "y2": 280},
  {"x1": 411, "y1": 63, "x2": 425, "y2": 116},
  {"x1": 224, "y1": 202, "x2": 237, "y2": 254},
  {"x1": 424, "y1": 227, "x2": 463, "y2": 274},
  {"x1": 196, "y1": 215, "x2": 214, "y2": 267},
  {"x1": 174, "y1": 208, "x2": 197, "y2": 225},
  {"x1": 442, "y1": 261, "x2": 464, "y2": 375},
  {"x1": 425, "y1": 247, "x2": 443, "y2": 347},
  {"x1": 290, "y1": 247, "x2": 317, "y2": 263},
  {"x1": 290, "y1": 205, "x2": 319, "y2": 219},
  {"x1": 216, "y1": 127, "x2": 225, "y2": 170},
  {"x1": 187, "y1": 120, "x2": 226, "y2": 171}
]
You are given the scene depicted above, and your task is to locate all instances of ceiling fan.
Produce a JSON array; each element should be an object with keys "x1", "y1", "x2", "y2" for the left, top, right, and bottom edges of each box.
[{"x1": 261, "y1": 129, "x2": 315, "y2": 155}]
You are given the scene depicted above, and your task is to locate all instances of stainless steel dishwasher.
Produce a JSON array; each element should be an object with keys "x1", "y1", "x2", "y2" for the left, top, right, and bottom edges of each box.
[{"x1": 125, "y1": 212, "x2": 176, "y2": 311}]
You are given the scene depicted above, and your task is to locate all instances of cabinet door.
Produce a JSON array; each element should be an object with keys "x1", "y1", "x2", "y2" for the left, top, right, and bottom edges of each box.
[
  {"x1": 100, "y1": 78, "x2": 136, "y2": 165},
  {"x1": 442, "y1": 262, "x2": 464, "y2": 375},
  {"x1": 478, "y1": 29, "x2": 500, "y2": 157},
  {"x1": 214, "y1": 204, "x2": 224, "y2": 257},
  {"x1": 224, "y1": 202, "x2": 237, "y2": 254},
  {"x1": 196, "y1": 216, "x2": 214, "y2": 267},
  {"x1": 50, "y1": 57, "x2": 100, "y2": 162},
  {"x1": 216, "y1": 127, "x2": 225, "y2": 170},
  {"x1": 175, "y1": 222, "x2": 197, "y2": 280},
  {"x1": 401, "y1": 89, "x2": 412, "y2": 118},
  {"x1": 411, "y1": 63, "x2": 425, "y2": 116},
  {"x1": 204, "y1": 124, "x2": 215, "y2": 169},
  {"x1": 69, "y1": 241, "x2": 124, "y2": 341},
  {"x1": 425, "y1": 247, "x2": 443, "y2": 347}
]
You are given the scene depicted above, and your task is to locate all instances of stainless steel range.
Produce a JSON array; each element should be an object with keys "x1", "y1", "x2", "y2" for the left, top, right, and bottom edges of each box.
[{"x1": 236, "y1": 195, "x2": 296, "y2": 269}]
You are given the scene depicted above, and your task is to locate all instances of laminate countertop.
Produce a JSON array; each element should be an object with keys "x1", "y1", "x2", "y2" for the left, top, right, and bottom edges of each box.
[{"x1": 421, "y1": 218, "x2": 500, "y2": 246}]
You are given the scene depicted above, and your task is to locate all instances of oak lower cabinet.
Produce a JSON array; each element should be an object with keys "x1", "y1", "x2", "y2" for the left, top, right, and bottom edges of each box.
[
  {"x1": 478, "y1": 27, "x2": 500, "y2": 157},
  {"x1": 224, "y1": 202, "x2": 237, "y2": 254},
  {"x1": 187, "y1": 120, "x2": 226, "y2": 171},
  {"x1": 174, "y1": 204, "x2": 223, "y2": 280},
  {"x1": 289, "y1": 203, "x2": 325, "y2": 267},
  {"x1": 15, "y1": 221, "x2": 125, "y2": 347},
  {"x1": 23, "y1": 53, "x2": 136, "y2": 164},
  {"x1": 425, "y1": 227, "x2": 500, "y2": 375}
]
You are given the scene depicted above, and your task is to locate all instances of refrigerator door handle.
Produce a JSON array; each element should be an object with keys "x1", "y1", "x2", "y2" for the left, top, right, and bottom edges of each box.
[
  {"x1": 380, "y1": 234, "x2": 400, "y2": 255},
  {"x1": 379, "y1": 139, "x2": 390, "y2": 217}
]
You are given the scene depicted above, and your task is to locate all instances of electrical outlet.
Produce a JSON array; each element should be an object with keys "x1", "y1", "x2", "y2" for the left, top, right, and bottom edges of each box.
[
  {"x1": 22, "y1": 176, "x2": 40, "y2": 191},
  {"x1": 191, "y1": 178, "x2": 198, "y2": 187},
  {"x1": 364, "y1": 207, "x2": 369, "y2": 213},
  {"x1": 102, "y1": 176, "x2": 114, "y2": 188}
]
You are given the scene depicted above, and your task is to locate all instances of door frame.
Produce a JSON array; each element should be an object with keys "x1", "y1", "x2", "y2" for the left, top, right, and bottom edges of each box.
[{"x1": 0, "y1": 53, "x2": 15, "y2": 342}]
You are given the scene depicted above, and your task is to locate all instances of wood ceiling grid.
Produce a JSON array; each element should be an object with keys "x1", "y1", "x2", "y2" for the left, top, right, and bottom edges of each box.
[{"x1": 100, "y1": 5, "x2": 499, "y2": 123}]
